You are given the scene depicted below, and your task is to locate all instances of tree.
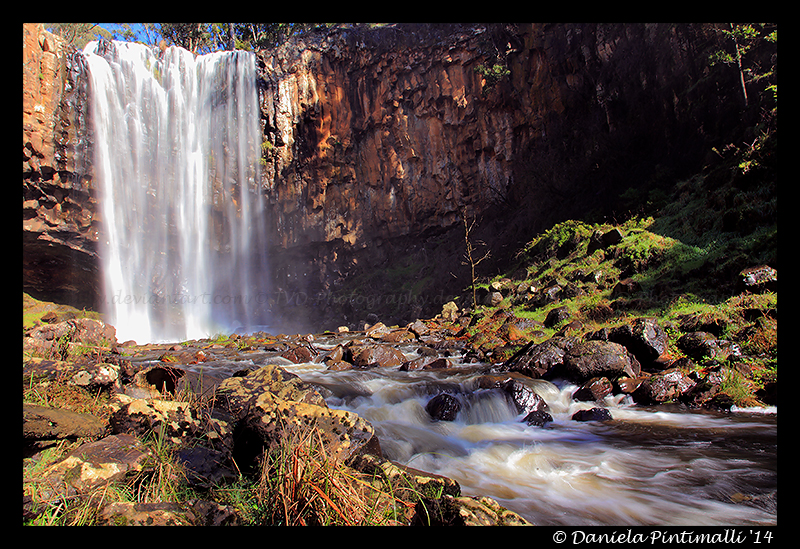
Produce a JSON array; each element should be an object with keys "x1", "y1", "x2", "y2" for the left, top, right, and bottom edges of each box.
[
  {"x1": 157, "y1": 23, "x2": 213, "y2": 54},
  {"x1": 44, "y1": 23, "x2": 111, "y2": 49},
  {"x1": 155, "y1": 23, "x2": 328, "y2": 53},
  {"x1": 461, "y1": 210, "x2": 491, "y2": 309},
  {"x1": 710, "y1": 23, "x2": 778, "y2": 108}
]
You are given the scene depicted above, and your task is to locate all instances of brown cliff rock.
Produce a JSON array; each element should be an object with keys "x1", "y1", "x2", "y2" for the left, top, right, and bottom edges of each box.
[{"x1": 22, "y1": 23, "x2": 100, "y2": 308}]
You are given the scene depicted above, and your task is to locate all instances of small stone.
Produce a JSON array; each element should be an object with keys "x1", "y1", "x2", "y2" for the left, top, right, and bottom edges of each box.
[{"x1": 572, "y1": 407, "x2": 613, "y2": 422}]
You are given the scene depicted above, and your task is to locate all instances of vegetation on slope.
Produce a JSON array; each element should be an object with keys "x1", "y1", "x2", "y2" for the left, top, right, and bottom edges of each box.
[{"x1": 455, "y1": 124, "x2": 777, "y2": 408}]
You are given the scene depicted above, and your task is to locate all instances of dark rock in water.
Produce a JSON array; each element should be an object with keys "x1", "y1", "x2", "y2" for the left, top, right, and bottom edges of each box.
[
  {"x1": 400, "y1": 356, "x2": 451, "y2": 371},
  {"x1": 365, "y1": 321, "x2": 391, "y2": 338},
  {"x1": 351, "y1": 344, "x2": 407, "y2": 368},
  {"x1": 280, "y1": 344, "x2": 316, "y2": 364},
  {"x1": 327, "y1": 360, "x2": 354, "y2": 371},
  {"x1": 678, "y1": 365, "x2": 741, "y2": 409},
  {"x1": 615, "y1": 375, "x2": 645, "y2": 394},
  {"x1": 426, "y1": 393, "x2": 462, "y2": 421},
  {"x1": 407, "y1": 319, "x2": 430, "y2": 337},
  {"x1": 493, "y1": 377, "x2": 549, "y2": 417},
  {"x1": 572, "y1": 407, "x2": 613, "y2": 422},
  {"x1": 523, "y1": 409, "x2": 553, "y2": 427},
  {"x1": 572, "y1": 377, "x2": 614, "y2": 402}
]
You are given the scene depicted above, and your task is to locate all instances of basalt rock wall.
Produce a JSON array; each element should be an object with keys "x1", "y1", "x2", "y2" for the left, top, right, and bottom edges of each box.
[
  {"x1": 255, "y1": 23, "x2": 743, "y2": 324},
  {"x1": 23, "y1": 23, "x2": 98, "y2": 308},
  {"x1": 23, "y1": 23, "x2": 744, "y2": 325}
]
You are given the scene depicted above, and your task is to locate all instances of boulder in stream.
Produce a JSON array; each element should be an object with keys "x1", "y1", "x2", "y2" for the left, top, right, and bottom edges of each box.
[
  {"x1": 426, "y1": 393, "x2": 462, "y2": 421},
  {"x1": 571, "y1": 407, "x2": 613, "y2": 422}
]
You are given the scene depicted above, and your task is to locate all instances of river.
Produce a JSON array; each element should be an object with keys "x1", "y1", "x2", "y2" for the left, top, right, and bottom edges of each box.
[{"x1": 270, "y1": 336, "x2": 777, "y2": 527}]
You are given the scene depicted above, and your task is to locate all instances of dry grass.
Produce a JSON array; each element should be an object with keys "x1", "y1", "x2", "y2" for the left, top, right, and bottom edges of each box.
[{"x1": 253, "y1": 422, "x2": 411, "y2": 525}]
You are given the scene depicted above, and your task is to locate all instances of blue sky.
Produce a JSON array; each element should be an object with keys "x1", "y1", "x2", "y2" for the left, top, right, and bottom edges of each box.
[{"x1": 96, "y1": 23, "x2": 159, "y2": 44}]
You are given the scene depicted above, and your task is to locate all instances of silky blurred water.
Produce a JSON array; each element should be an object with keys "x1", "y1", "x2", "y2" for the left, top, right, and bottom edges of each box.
[
  {"x1": 82, "y1": 41, "x2": 268, "y2": 344},
  {"x1": 281, "y1": 349, "x2": 777, "y2": 527}
]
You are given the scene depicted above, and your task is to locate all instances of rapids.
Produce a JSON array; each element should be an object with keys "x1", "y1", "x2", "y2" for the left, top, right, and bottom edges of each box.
[
  {"x1": 82, "y1": 41, "x2": 269, "y2": 344},
  {"x1": 273, "y1": 337, "x2": 777, "y2": 527}
]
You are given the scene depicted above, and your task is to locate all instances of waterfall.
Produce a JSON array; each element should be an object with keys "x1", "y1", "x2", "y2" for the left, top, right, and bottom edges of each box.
[{"x1": 82, "y1": 41, "x2": 269, "y2": 343}]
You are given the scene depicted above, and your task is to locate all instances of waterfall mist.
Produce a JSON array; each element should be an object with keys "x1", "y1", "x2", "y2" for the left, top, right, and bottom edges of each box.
[{"x1": 83, "y1": 41, "x2": 270, "y2": 343}]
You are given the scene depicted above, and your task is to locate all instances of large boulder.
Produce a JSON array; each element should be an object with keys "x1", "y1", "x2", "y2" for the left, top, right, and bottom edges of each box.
[
  {"x1": 563, "y1": 340, "x2": 641, "y2": 382},
  {"x1": 24, "y1": 318, "x2": 117, "y2": 359},
  {"x1": 350, "y1": 344, "x2": 407, "y2": 368},
  {"x1": 216, "y1": 364, "x2": 381, "y2": 467},
  {"x1": 425, "y1": 393, "x2": 462, "y2": 421},
  {"x1": 108, "y1": 395, "x2": 206, "y2": 445},
  {"x1": 23, "y1": 403, "x2": 106, "y2": 442},
  {"x1": 500, "y1": 336, "x2": 578, "y2": 379},
  {"x1": 677, "y1": 332, "x2": 742, "y2": 362},
  {"x1": 632, "y1": 368, "x2": 697, "y2": 405},
  {"x1": 572, "y1": 377, "x2": 614, "y2": 402},
  {"x1": 475, "y1": 375, "x2": 550, "y2": 417},
  {"x1": 33, "y1": 433, "x2": 151, "y2": 501},
  {"x1": 607, "y1": 317, "x2": 668, "y2": 366},
  {"x1": 23, "y1": 357, "x2": 120, "y2": 390}
]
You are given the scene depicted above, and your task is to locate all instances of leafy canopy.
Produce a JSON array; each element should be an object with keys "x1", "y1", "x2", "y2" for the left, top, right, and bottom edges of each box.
[{"x1": 44, "y1": 23, "x2": 330, "y2": 53}]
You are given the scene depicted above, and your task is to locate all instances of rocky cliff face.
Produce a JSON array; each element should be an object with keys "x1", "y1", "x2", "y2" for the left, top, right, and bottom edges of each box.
[
  {"x1": 254, "y1": 23, "x2": 742, "y2": 326},
  {"x1": 23, "y1": 23, "x2": 744, "y2": 328},
  {"x1": 23, "y1": 24, "x2": 98, "y2": 308}
]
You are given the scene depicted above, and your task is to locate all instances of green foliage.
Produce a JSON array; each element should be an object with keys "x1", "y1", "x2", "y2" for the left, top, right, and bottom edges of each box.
[
  {"x1": 709, "y1": 23, "x2": 777, "y2": 108},
  {"x1": 475, "y1": 63, "x2": 510, "y2": 92},
  {"x1": 43, "y1": 23, "x2": 112, "y2": 49},
  {"x1": 156, "y1": 23, "x2": 328, "y2": 53}
]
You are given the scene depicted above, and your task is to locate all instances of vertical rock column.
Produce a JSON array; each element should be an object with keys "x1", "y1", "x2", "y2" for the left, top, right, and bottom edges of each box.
[{"x1": 22, "y1": 23, "x2": 100, "y2": 308}]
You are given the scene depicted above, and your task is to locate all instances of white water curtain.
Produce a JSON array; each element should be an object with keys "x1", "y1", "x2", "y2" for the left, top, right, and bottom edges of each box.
[{"x1": 83, "y1": 41, "x2": 268, "y2": 343}]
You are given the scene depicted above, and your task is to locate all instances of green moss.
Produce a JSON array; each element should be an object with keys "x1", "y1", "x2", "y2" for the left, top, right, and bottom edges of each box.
[{"x1": 22, "y1": 292, "x2": 103, "y2": 331}]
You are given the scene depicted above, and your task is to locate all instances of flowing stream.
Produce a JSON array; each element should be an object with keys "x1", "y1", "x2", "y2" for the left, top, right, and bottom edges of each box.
[
  {"x1": 82, "y1": 41, "x2": 269, "y2": 344},
  {"x1": 273, "y1": 337, "x2": 777, "y2": 527}
]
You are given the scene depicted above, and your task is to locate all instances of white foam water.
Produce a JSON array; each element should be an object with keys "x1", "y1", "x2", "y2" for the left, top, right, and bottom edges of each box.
[
  {"x1": 287, "y1": 362, "x2": 777, "y2": 526},
  {"x1": 83, "y1": 41, "x2": 269, "y2": 343}
]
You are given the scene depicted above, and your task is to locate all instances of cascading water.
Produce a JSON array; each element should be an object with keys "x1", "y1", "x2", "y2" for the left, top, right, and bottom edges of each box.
[
  {"x1": 278, "y1": 345, "x2": 777, "y2": 527},
  {"x1": 82, "y1": 40, "x2": 269, "y2": 343}
]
